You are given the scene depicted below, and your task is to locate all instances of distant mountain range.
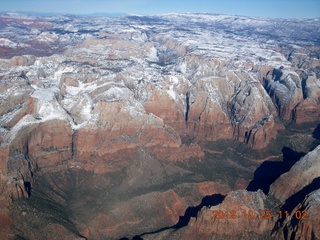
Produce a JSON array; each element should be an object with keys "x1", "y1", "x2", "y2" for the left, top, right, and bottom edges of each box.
[{"x1": 0, "y1": 11, "x2": 127, "y2": 17}]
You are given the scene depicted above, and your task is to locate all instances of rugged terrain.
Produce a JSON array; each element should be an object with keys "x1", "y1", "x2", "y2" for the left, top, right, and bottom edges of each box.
[{"x1": 0, "y1": 12, "x2": 320, "y2": 239}]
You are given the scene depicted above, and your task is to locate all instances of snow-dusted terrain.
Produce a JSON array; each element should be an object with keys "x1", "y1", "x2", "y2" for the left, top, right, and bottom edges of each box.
[
  {"x1": 1, "y1": 12, "x2": 319, "y2": 145},
  {"x1": 0, "y1": 12, "x2": 320, "y2": 240}
]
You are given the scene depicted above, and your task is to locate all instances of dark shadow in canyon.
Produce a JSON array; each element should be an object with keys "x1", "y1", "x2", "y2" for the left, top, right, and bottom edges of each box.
[
  {"x1": 282, "y1": 177, "x2": 320, "y2": 213},
  {"x1": 283, "y1": 178, "x2": 320, "y2": 234},
  {"x1": 312, "y1": 124, "x2": 320, "y2": 140},
  {"x1": 247, "y1": 147, "x2": 305, "y2": 194},
  {"x1": 173, "y1": 194, "x2": 225, "y2": 229},
  {"x1": 23, "y1": 181, "x2": 31, "y2": 198},
  {"x1": 273, "y1": 177, "x2": 320, "y2": 229},
  {"x1": 119, "y1": 236, "x2": 143, "y2": 240},
  {"x1": 185, "y1": 91, "x2": 190, "y2": 122},
  {"x1": 127, "y1": 194, "x2": 225, "y2": 239}
]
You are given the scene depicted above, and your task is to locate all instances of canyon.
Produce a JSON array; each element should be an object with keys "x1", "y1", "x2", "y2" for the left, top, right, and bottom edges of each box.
[{"x1": 0, "y1": 12, "x2": 320, "y2": 239}]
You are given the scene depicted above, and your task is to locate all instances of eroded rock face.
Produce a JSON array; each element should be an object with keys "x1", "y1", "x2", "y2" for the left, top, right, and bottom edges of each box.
[
  {"x1": 266, "y1": 146, "x2": 320, "y2": 240},
  {"x1": 192, "y1": 190, "x2": 274, "y2": 235},
  {"x1": 269, "y1": 145, "x2": 320, "y2": 203},
  {"x1": 263, "y1": 65, "x2": 320, "y2": 123},
  {"x1": 0, "y1": 76, "x2": 34, "y2": 116},
  {"x1": 143, "y1": 137, "x2": 320, "y2": 240},
  {"x1": 293, "y1": 98, "x2": 320, "y2": 124},
  {"x1": 142, "y1": 189, "x2": 276, "y2": 240},
  {"x1": 74, "y1": 100, "x2": 204, "y2": 174},
  {"x1": 272, "y1": 189, "x2": 320, "y2": 240},
  {"x1": 1, "y1": 119, "x2": 73, "y2": 199}
]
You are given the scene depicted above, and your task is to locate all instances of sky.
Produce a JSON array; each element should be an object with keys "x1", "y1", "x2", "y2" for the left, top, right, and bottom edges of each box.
[{"x1": 0, "y1": 0, "x2": 320, "y2": 18}]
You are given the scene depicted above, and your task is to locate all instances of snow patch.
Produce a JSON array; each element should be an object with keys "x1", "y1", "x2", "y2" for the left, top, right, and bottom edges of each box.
[
  {"x1": 65, "y1": 24, "x2": 78, "y2": 32},
  {"x1": 0, "y1": 38, "x2": 18, "y2": 48},
  {"x1": 104, "y1": 87, "x2": 133, "y2": 101},
  {"x1": 31, "y1": 87, "x2": 59, "y2": 102},
  {"x1": 169, "y1": 76, "x2": 179, "y2": 85},
  {"x1": 178, "y1": 62, "x2": 187, "y2": 74},
  {"x1": 35, "y1": 32, "x2": 59, "y2": 42},
  {"x1": 3, "y1": 115, "x2": 36, "y2": 143},
  {"x1": 167, "y1": 89, "x2": 177, "y2": 101},
  {"x1": 147, "y1": 46, "x2": 158, "y2": 61},
  {"x1": 53, "y1": 66, "x2": 76, "y2": 84},
  {"x1": 123, "y1": 99, "x2": 146, "y2": 117}
]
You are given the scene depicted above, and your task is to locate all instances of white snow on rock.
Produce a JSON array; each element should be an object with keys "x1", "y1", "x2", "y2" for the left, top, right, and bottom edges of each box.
[
  {"x1": 1, "y1": 12, "x2": 319, "y2": 147},
  {"x1": 3, "y1": 115, "x2": 37, "y2": 144},
  {"x1": 35, "y1": 32, "x2": 59, "y2": 42},
  {"x1": 66, "y1": 81, "x2": 98, "y2": 96},
  {"x1": 178, "y1": 62, "x2": 187, "y2": 74},
  {"x1": 146, "y1": 46, "x2": 158, "y2": 62},
  {"x1": 167, "y1": 89, "x2": 177, "y2": 101},
  {"x1": 65, "y1": 24, "x2": 78, "y2": 32},
  {"x1": 103, "y1": 87, "x2": 134, "y2": 101},
  {"x1": 122, "y1": 98, "x2": 146, "y2": 117},
  {"x1": 0, "y1": 38, "x2": 18, "y2": 48},
  {"x1": 30, "y1": 88, "x2": 73, "y2": 122},
  {"x1": 31, "y1": 87, "x2": 59, "y2": 102}
]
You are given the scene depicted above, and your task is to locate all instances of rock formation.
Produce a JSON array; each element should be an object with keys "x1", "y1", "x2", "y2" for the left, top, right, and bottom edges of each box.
[
  {"x1": 272, "y1": 189, "x2": 320, "y2": 240},
  {"x1": 143, "y1": 143, "x2": 320, "y2": 240},
  {"x1": 0, "y1": 12, "x2": 319, "y2": 240},
  {"x1": 269, "y1": 145, "x2": 320, "y2": 203}
]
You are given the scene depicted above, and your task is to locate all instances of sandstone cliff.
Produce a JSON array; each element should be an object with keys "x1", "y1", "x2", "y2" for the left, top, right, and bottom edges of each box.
[
  {"x1": 269, "y1": 145, "x2": 320, "y2": 203},
  {"x1": 150, "y1": 142, "x2": 319, "y2": 240}
]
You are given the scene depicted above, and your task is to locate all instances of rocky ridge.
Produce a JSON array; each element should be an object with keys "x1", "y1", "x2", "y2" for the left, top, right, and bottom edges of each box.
[{"x1": 142, "y1": 146, "x2": 320, "y2": 240}]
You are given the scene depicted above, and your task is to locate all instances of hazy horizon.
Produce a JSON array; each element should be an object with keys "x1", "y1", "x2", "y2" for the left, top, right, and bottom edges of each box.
[{"x1": 1, "y1": 0, "x2": 320, "y2": 19}]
